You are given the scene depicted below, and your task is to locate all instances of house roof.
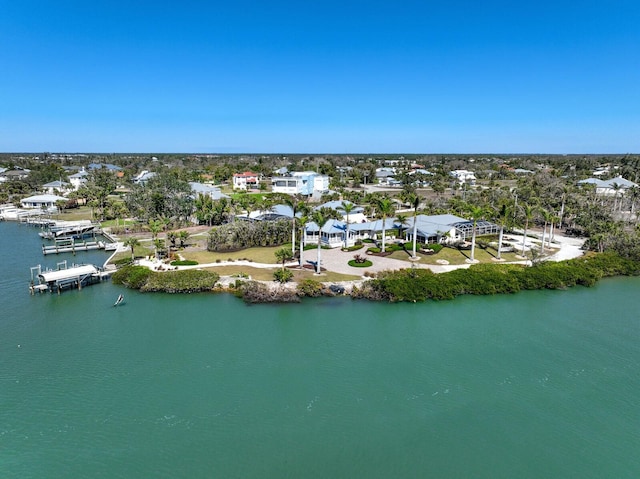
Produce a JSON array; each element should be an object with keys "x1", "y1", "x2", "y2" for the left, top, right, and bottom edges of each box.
[
  {"x1": 189, "y1": 182, "x2": 229, "y2": 200},
  {"x1": 21, "y1": 194, "x2": 67, "y2": 203},
  {"x1": 42, "y1": 180, "x2": 70, "y2": 188},
  {"x1": 578, "y1": 176, "x2": 637, "y2": 189}
]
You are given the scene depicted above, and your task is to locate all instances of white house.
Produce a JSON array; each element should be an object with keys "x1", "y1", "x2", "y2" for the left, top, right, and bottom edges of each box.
[
  {"x1": 42, "y1": 180, "x2": 71, "y2": 195},
  {"x1": 232, "y1": 171, "x2": 260, "y2": 190},
  {"x1": 68, "y1": 168, "x2": 88, "y2": 190},
  {"x1": 450, "y1": 170, "x2": 476, "y2": 185},
  {"x1": 20, "y1": 194, "x2": 67, "y2": 210},
  {"x1": 272, "y1": 171, "x2": 329, "y2": 196}
]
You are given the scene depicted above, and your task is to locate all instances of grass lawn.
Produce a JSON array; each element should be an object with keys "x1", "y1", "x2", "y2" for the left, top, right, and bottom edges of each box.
[
  {"x1": 181, "y1": 245, "x2": 293, "y2": 264},
  {"x1": 386, "y1": 245, "x2": 536, "y2": 265},
  {"x1": 199, "y1": 265, "x2": 360, "y2": 282}
]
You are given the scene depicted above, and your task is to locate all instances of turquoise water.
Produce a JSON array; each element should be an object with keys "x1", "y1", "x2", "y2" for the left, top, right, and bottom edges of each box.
[{"x1": 1, "y1": 221, "x2": 639, "y2": 478}]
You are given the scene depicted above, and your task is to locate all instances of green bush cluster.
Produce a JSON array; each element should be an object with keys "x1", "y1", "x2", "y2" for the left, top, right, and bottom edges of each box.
[
  {"x1": 353, "y1": 253, "x2": 640, "y2": 302},
  {"x1": 112, "y1": 265, "x2": 152, "y2": 289},
  {"x1": 170, "y1": 260, "x2": 199, "y2": 266},
  {"x1": 111, "y1": 265, "x2": 219, "y2": 293},
  {"x1": 422, "y1": 243, "x2": 443, "y2": 253},
  {"x1": 348, "y1": 259, "x2": 373, "y2": 268},
  {"x1": 273, "y1": 269, "x2": 294, "y2": 283},
  {"x1": 297, "y1": 279, "x2": 325, "y2": 297}
]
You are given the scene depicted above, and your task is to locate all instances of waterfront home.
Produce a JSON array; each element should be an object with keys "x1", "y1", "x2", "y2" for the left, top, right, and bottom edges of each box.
[
  {"x1": 402, "y1": 214, "x2": 499, "y2": 244},
  {"x1": 20, "y1": 194, "x2": 68, "y2": 210}
]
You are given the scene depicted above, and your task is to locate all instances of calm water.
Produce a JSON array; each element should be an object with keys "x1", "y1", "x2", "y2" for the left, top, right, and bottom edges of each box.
[{"x1": 1, "y1": 221, "x2": 639, "y2": 478}]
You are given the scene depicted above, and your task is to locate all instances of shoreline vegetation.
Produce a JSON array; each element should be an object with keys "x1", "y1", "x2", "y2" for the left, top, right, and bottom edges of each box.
[{"x1": 111, "y1": 251, "x2": 640, "y2": 304}]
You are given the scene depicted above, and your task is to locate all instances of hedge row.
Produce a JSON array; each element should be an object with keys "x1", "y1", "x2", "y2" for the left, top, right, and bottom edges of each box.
[{"x1": 352, "y1": 253, "x2": 640, "y2": 302}]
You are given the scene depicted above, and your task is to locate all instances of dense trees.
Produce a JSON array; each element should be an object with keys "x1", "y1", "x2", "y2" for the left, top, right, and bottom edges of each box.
[{"x1": 125, "y1": 170, "x2": 193, "y2": 225}]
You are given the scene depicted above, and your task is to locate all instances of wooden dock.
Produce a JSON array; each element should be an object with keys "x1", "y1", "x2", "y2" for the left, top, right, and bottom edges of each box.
[{"x1": 42, "y1": 239, "x2": 106, "y2": 255}]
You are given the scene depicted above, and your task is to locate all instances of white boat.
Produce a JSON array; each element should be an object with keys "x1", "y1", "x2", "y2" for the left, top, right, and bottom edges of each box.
[{"x1": 113, "y1": 294, "x2": 124, "y2": 306}]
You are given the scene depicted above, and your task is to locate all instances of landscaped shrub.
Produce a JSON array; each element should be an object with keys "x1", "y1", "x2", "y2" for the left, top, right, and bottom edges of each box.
[
  {"x1": 170, "y1": 260, "x2": 199, "y2": 266},
  {"x1": 273, "y1": 269, "x2": 294, "y2": 283},
  {"x1": 348, "y1": 254, "x2": 372, "y2": 267},
  {"x1": 423, "y1": 243, "x2": 443, "y2": 253},
  {"x1": 367, "y1": 247, "x2": 381, "y2": 254}
]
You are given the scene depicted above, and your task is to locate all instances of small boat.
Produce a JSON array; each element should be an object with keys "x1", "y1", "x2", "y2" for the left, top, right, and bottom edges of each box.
[{"x1": 113, "y1": 294, "x2": 124, "y2": 306}]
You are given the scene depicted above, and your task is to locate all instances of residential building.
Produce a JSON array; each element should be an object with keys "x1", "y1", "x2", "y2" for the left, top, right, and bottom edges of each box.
[{"x1": 232, "y1": 171, "x2": 260, "y2": 190}]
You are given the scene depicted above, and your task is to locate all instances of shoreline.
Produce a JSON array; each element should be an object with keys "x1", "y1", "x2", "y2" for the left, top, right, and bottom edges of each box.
[{"x1": 113, "y1": 231, "x2": 590, "y2": 300}]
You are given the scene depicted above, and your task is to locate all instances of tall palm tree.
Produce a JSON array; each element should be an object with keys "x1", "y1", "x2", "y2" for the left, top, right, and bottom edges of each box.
[
  {"x1": 466, "y1": 204, "x2": 487, "y2": 262},
  {"x1": 538, "y1": 207, "x2": 550, "y2": 254},
  {"x1": 297, "y1": 204, "x2": 311, "y2": 269},
  {"x1": 311, "y1": 208, "x2": 329, "y2": 274},
  {"x1": 340, "y1": 200, "x2": 357, "y2": 249},
  {"x1": 520, "y1": 204, "x2": 535, "y2": 257},
  {"x1": 281, "y1": 194, "x2": 303, "y2": 254},
  {"x1": 376, "y1": 197, "x2": 395, "y2": 253},
  {"x1": 148, "y1": 219, "x2": 162, "y2": 241},
  {"x1": 494, "y1": 202, "x2": 512, "y2": 261},
  {"x1": 123, "y1": 237, "x2": 140, "y2": 261},
  {"x1": 408, "y1": 193, "x2": 421, "y2": 259}
]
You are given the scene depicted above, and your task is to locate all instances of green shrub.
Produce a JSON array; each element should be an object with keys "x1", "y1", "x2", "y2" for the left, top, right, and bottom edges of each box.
[
  {"x1": 297, "y1": 279, "x2": 324, "y2": 297},
  {"x1": 273, "y1": 269, "x2": 294, "y2": 283},
  {"x1": 367, "y1": 247, "x2": 381, "y2": 254},
  {"x1": 348, "y1": 259, "x2": 373, "y2": 267},
  {"x1": 170, "y1": 260, "x2": 199, "y2": 266},
  {"x1": 354, "y1": 252, "x2": 640, "y2": 302},
  {"x1": 141, "y1": 270, "x2": 220, "y2": 293},
  {"x1": 423, "y1": 243, "x2": 443, "y2": 253},
  {"x1": 112, "y1": 265, "x2": 152, "y2": 289}
]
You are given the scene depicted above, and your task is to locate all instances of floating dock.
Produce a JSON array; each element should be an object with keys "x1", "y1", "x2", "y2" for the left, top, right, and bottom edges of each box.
[{"x1": 30, "y1": 261, "x2": 113, "y2": 294}]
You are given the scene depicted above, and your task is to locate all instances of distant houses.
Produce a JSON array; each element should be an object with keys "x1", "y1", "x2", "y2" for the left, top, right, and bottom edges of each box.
[{"x1": 577, "y1": 176, "x2": 638, "y2": 196}]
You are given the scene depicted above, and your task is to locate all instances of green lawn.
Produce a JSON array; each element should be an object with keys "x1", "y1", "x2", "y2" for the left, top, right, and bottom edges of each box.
[{"x1": 181, "y1": 245, "x2": 293, "y2": 265}]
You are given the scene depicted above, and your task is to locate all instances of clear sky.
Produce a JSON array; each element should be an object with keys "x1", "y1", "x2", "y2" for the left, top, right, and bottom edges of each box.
[{"x1": 1, "y1": 0, "x2": 639, "y2": 153}]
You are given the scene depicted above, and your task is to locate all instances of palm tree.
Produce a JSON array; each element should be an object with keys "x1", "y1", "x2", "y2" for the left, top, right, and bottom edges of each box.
[
  {"x1": 538, "y1": 207, "x2": 550, "y2": 254},
  {"x1": 408, "y1": 193, "x2": 421, "y2": 259},
  {"x1": 494, "y1": 202, "x2": 512, "y2": 261},
  {"x1": 274, "y1": 247, "x2": 294, "y2": 270},
  {"x1": 340, "y1": 200, "x2": 357, "y2": 249},
  {"x1": 520, "y1": 204, "x2": 535, "y2": 257},
  {"x1": 281, "y1": 194, "x2": 303, "y2": 254},
  {"x1": 148, "y1": 219, "x2": 162, "y2": 241},
  {"x1": 466, "y1": 204, "x2": 487, "y2": 262},
  {"x1": 297, "y1": 204, "x2": 311, "y2": 269},
  {"x1": 311, "y1": 208, "x2": 330, "y2": 274},
  {"x1": 123, "y1": 237, "x2": 140, "y2": 261},
  {"x1": 376, "y1": 197, "x2": 395, "y2": 253},
  {"x1": 178, "y1": 230, "x2": 190, "y2": 248}
]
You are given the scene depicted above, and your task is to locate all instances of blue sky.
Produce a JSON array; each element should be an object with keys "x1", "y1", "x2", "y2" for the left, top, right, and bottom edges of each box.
[{"x1": 1, "y1": 0, "x2": 639, "y2": 153}]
